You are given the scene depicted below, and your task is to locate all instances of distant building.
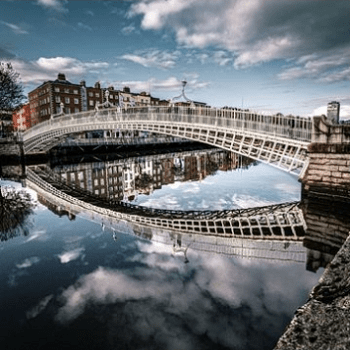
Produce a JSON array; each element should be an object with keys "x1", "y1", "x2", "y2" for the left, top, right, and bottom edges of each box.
[
  {"x1": 28, "y1": 73, "x2": 82, "y2": 126},
  {"x1": 327, "y1": 101, "x2": 340, "y2": 124},
  {"x1": 12, "y1": 103, "x2": 31, "y2": 131},
  {"x1": 27, "y1": 73, "x2": 171, "y2": 128}
]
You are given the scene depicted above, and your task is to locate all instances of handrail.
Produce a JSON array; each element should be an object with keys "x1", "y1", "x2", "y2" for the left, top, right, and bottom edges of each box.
[{"x1": 22, "y1": 106, "x2": 312, "y2": 143}]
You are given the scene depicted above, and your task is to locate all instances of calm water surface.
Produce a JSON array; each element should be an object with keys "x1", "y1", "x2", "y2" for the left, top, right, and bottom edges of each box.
[{"x1": 0, "y1": 154, "x2": 323, "y2": 350}]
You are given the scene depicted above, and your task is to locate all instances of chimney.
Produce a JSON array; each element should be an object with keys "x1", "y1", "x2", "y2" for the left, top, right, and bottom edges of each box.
[
  {"x1": 80, "y1": 80, "x2": 86, "y2": 87},
  {"x1": 123, "y1": 86, "x2": 130, "y2": 93},
  {"x1": 95, "y1": 82, "x2": 101, "y2": 89},
  {"x1": 57, "y1": 73, "x2": 66, "y2": 81}
]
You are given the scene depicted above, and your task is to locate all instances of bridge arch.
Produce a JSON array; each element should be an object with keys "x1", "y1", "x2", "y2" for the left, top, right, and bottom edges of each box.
[{"x1": 21, "y1": 106, "x2": 311, "y2": 176}]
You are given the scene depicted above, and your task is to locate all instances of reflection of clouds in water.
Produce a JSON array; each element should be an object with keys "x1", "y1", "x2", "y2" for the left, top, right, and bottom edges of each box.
[
  {"x1": 274, "y1": 183, "x2": 300, "y2": 197},
  {"x1": 55, "y1": 240, "x2": 317, "y2": 349},
  {"x1": 24, "y1": 229, "x2": 47, "y2": 243},
  {"x1": 8, "y1": 256, "x2": 41, "y2": 287},
  {"x1": 136, "y1": 194, "x2": 182, "y2": 210},
  {"x1": 16, "y1": 256, "x2": 40, "y2": 269},
  {"x1": 8, "y1": 269, "x2": 28, "y2": 287},
  {"x1": 167, "y1": 182, "x2": 182, "y2": 189},
  {"x1": 57, "y1": 247, "x2": 85, "y2": 264},
  {"x1": 232, "y1": 194, "x2": 274, "y2": 209},
  {"x1": 26, "y1": 294, "x2": 54, "y2": 319},
  {"x1": 183, "y1": 183, "x2": 201, "y2": 194}
]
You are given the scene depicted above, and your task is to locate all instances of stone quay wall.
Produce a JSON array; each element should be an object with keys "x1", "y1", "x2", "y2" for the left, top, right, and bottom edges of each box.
[
  {"x1": 302, "y1": 142, "x2": 350, "y2": 200},
  {"x1": 302, "y1": 197, "x2": 350, "y2": 272},
  {"x1": 0, "y1": 140, "x2": 22, "y2": 158},
  {"x1": 274, "y1": 233, "x2": 350, "y2": 350}
]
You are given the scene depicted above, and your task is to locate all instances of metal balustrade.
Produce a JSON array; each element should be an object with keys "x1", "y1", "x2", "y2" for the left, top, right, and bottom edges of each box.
[
  {"x1": 21, "y1": 106, "x2": 312, "y2": 175},
  {"x1": 26, "y1": 166, "x2": 307, "y2": 241}
]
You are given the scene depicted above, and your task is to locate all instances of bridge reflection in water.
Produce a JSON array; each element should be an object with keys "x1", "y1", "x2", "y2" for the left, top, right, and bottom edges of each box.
[
  {"x1": 18, "y1": 149, "x2": 299, "y2": 265},
  {"x1": 1, "y1": 146, "x2": 343, "y2": 270}
]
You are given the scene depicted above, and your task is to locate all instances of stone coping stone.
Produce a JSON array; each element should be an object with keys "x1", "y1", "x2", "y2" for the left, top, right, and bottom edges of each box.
[{"x1": 274, "y1": 233, "x2": 350, "y2": 349}]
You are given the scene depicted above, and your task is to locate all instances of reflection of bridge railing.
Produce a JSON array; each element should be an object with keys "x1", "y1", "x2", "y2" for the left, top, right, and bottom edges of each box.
[
  {"x1": 58, "y1": 135, "x2": 190, "y2": 148},
  {"x1": 26, "y1": 166, "x2": 306, "y2": 240},
  {"x1": 21, "y1": 106, "x2": 311, "y2": 175}
]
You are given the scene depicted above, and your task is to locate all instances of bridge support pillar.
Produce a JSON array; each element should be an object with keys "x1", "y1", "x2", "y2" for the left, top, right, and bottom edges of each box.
[
  {"x1": 302, "y1": 116, "x2": 350, "y2": 201},
  {"x1": 302, "y1": 142, "x2": 350, "y2": 201}
]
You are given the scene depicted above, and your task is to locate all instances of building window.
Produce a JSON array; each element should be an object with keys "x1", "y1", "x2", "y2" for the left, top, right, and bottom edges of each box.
[
  {"x1": 101, "y1": 188, "x2": 105, "y2": 194},
  {"x1": 95, "y1": 93, "x2": 99, "y2": 98},
  {"x1": 89, "y1": 92, "x2": 93, "y2": 97},
  {"x1": 56, "y1": 107, "x2": 61, "y2": 114},
  {"x1": 74, "y1": 98, "x2": 79, "y2": 104},
  {"x1": 100, "y1": 179, "x2": 104, "y2": 186},
  {"x1": 89, "y1": 100, "x2": 94, "y2": 106},
  {"x1": 75, "y1": 108, "x2": 79, "y2": 113},
  {"x1": 74, "y1": 89, "x2": 78, "y2": 94},
  {"x1": 55, "y1": 96, "x2": 60, "y2": 103},
  {"x1": 65, "y1": 97, "x2": 70, "y2": 104},
  {"x1": 64, "y1": 88, "x2": 69, "y2": 93},
  {"x1": 94, "y1": 179, "x2": 98, "y2": 186},
  {"x1": 65, "y1": 107, "x2": 70, "y2": 114},
  {"x1": 55, "y1": 87, "x2": 60, "y2": 92},
  {"x1": 70, "y1": 173, "x2": 75, "y2": 181}
]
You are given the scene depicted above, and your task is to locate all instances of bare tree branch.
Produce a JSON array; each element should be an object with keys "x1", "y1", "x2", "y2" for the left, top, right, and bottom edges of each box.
[{"x1": 0, "y1": 62, "x2": 26, "y2": 111}]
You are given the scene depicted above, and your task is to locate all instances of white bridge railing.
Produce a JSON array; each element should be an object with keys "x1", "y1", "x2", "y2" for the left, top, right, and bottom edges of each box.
[{"x1": 22, "y1": 106, "x2": 312, "y2": 143}]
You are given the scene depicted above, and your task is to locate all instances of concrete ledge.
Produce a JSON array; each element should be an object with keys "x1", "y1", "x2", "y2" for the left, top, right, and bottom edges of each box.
[{"x1": 274, "y1": 233, "x2": 350, "y2": 349}]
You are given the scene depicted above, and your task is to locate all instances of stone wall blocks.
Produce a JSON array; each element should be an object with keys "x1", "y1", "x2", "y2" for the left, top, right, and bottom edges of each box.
[
  {"x1": 308, "y1": 175, "x2": 322, "y2": 181},
  {"x1": 330, "y1": 171, "x2": 342, "y2": 178}
]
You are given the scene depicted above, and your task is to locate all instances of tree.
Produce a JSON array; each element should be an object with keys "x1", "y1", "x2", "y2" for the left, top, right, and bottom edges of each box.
[
  {"x1": 0, "y1": 62, "x2": 26, "y2": 111},
  {"x1": 0, "y1": 186, "x2": 35, "y2": 241}
]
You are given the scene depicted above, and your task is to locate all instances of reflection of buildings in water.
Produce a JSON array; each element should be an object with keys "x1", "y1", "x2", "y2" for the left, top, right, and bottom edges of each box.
[
  {"x1": 302, "y1": 195, "x2": 350, "y2": 272},
  {"x1": 53, "y1": 149, "x2": 253, "y2": 202},
  {"x1": 37, "y1": 194, "x2": 76, "y2": 221}
]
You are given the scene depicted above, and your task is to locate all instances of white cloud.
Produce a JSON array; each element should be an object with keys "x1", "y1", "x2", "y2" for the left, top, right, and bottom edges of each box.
[
  {"x1": 11, "y1": 57, "x2": 109, "y2": 84},
  {"x1": 85, "y1": 9, "x2": 94, "y2": 16},
  {"x1": 121, "y1": 49, "x2": 180, "y2": 70},
  {"x1": 279, "y1": 48, "x2": 350, "y2": 82},
  {"x1": 0, "y1": 20, "x2": 28, "y2": 34},
  {"x1": 130, "y1": 0, "x2": 350, "y2": 80},
  {"x1": 36, "y1": 0, "x2": 68, "y2": 12},
  {"x1": 113, "y1": 76, "x2": 209, "y2": 93},
  {"x1": 134, "y1": 0, "x2": 196, "y2": 30},
  {"x1": 121, "y1": 24, "x2": 137, "y2": 35},
  {"x1": 77, "y1": 22, "x2": 93, "y2": 31},
  {"x1": 213, "y1": 51, "x2": 233, "y2": 66}
]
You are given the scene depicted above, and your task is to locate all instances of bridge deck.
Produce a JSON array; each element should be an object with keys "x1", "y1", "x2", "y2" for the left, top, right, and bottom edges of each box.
[{"x1": 21, "y1": 106, "x2": 312, "y2": 175}]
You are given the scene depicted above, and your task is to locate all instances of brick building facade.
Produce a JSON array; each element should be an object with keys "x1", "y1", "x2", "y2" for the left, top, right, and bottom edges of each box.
[
  {"x1": 27, "y1": 73, "x2": 173, "y2": 128},
  {"x1": 12, "y1": 103, "x2": 31, "y2": 131}
]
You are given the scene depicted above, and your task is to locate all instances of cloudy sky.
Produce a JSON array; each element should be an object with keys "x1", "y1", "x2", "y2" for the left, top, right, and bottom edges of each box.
[{"x1": 1, "y1": 0, "x2": 349, "y2": 117}]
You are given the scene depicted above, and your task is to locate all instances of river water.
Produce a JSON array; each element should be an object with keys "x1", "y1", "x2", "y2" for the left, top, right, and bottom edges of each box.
[{"x1": 0, "y1": 148, "x2": 324, "y2": 350}]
